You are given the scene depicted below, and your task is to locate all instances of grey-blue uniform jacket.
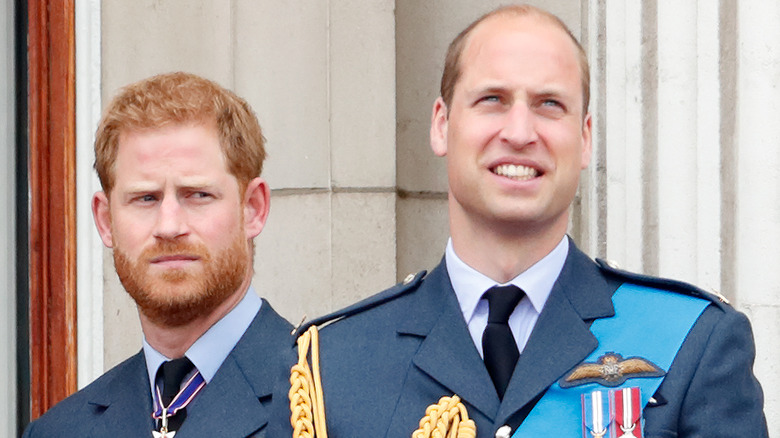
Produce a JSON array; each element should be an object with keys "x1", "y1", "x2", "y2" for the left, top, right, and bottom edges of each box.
[
  {"x1": 291, "y1": 240, "x2": 768, "y2": 437},
  {"x1": 23, "y1": 301, "x2": 294, "y2": 438}
]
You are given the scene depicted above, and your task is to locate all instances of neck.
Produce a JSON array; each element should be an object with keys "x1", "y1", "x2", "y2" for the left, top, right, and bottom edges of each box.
[
  {"x1": 140, "y1": 273, "x2": 252, "y2": 359},
  {"x1": 449, "y1": 212, "x2": 568, "y2": 284}
]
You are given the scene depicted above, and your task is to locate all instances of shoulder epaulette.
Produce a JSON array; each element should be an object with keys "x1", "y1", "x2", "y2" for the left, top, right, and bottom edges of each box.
[
  {"x1": 596, "y1": 258, "x2": 731, "y2": 308},
  {"x1": 293, "y1": 270, "x2": 427, "y2": 338}
]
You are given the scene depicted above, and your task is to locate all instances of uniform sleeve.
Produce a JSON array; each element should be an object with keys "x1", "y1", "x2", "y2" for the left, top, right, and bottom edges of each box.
[
  {"x1": 678, "y1": 308, "x2": 768, "y2": 437},
  {"x1": 21, "y1": 420, "x2": 36, "y2": 438}
]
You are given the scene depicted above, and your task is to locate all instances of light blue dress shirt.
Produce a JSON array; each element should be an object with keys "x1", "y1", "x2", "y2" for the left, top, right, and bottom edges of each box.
[
  {"x1": 446, "y1": 236, "x2": 568, "y2": 357},
  {"x1": 142, "y1": 286, "x2": 262, "y2": 400}
]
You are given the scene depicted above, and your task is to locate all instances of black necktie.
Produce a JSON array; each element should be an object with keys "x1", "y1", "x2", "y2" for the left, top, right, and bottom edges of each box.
[
  {"x1": 482, "y1": 285, "x2": 525, "y2": 400},
  {"x1": 158, "y1": 357, "x2": 195, "y2": 431}
]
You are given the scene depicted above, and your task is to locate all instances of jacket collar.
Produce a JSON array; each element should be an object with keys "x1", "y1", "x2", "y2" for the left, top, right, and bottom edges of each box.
[
  {"x1": 398, "y1": 239, "x2": 616, "y2": 424},
  {"x1": 86, "y1": 301, "x2": 293, "y2": 438}
]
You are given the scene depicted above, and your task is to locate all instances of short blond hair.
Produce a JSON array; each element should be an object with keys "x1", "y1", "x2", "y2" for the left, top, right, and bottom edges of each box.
[{"x1": 94, "y1": 72, "x2": 266, "y2": 194}]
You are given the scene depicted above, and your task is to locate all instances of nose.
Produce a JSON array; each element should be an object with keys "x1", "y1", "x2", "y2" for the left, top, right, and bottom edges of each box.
[
  {"x1": 153, "y1": 196, "x2": 188, "y2": 240},
  {"x1": 499, "y1": 103, "x2": 539, "y2": 147}
]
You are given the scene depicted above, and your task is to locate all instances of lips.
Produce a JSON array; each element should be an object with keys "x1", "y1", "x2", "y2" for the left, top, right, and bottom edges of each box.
[
  {"x1": 491, "y1": 163, "x2": 540, "y2": 181},
  {"x1": 142, "y1": 241, "x2": 210, "y2": 266},
  {"x1": 149, "y1": 254, "x2": 200, "y2": 264}
]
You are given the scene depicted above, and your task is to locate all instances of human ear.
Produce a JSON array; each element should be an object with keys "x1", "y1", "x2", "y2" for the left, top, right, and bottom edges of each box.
[
  {"x1": 92, "y1": 191, "x2": 114, "y2": 248},
  {"x1": 580, "y1": 113, "x2": 593, "y2": 169},
  {"x1": 430, "y1": 97, "x2": 449, "y2": 157},
  {"x1": 243, "y1": 177, "x2": 271, "y2": 239}
]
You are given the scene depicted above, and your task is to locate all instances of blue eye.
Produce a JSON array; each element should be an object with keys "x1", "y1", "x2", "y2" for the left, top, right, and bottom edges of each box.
[{"x1": 536, "y1": 98, "x2": 568, "y2": 118}]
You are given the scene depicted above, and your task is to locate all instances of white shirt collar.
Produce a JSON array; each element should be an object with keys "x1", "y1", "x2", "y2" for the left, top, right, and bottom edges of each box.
[
  {"x1": 447, "y1": 236, "x2": 569, "y2": 324},
  {"x1": 143, "y1": 286, "x2": 262, "y2": 396}
]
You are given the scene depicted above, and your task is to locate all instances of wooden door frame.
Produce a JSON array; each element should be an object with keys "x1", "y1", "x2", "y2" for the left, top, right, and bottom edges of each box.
[{"x1": 27, "y1": 0, "x2": 78, "y2": 420}]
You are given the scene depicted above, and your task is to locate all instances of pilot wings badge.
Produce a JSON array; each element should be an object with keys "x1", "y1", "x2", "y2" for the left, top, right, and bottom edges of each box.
[{"x1": 560, "y1": 352, "x2": 665, "y2": 388}]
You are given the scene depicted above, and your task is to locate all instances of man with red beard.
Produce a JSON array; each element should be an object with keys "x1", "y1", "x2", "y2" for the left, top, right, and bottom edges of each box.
[{"x1": 23, "y1": 72, "x2": 293, "y2": 438}]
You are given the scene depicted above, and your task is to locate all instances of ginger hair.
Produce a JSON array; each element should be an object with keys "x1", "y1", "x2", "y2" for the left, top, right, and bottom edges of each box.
[{"x1": 94, "y1": 72, "x2": 266, "y2": 194}]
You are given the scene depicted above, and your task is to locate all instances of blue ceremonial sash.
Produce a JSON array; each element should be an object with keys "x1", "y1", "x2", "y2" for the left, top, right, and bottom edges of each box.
[{"x1": 512, "y1": 283, "x2": 709, "y2": 437}]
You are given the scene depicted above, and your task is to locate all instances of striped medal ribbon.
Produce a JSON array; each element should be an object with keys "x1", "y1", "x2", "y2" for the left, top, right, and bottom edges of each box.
[
  {"x1": 151, "y1": 371, "x2": 206, "y2": 437},
  {"x1": 582, "y1": 390, "x2": 611, "y2": 438},
  {"x1": 614, "y1": 387, "x2": 642, "y2": 438}
]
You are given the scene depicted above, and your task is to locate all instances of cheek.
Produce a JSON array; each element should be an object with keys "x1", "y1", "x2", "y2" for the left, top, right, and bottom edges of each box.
[
  {"x1": 544, "y1": 127, "x2": 586, "y2": 163},
  {"x1": 109, "y1": 210, "x2": 158, "y2": 252},
  {"x1": 194, "y1": 209, "x2": 245, "y2": 241},
  {"x1": 447, "y1": 128, "x2": 489, "y2": 168},
  {"x1": 109, "y1": 226, "x2": 145, "y2": 257},
  {"x1": 456, "y1": 116, "x2": 500, "y2": 144}
]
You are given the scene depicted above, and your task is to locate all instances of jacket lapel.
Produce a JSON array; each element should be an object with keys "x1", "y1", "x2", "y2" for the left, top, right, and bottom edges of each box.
[
  {"x1": 401, "y1": 261, "x2": 501, "y2": 420},
  {"x1": 179, "y1": 355, "x2": 268, "y2": 437},
  {"x1": 177, "y1": 301, "x2": 294, "y2": 437},
  {"x1": 87, "y1": 352, "x2": 155, "y2": 438},
  {"x1": 496, "y1": 240, "x2": 617, "y2": 426}
]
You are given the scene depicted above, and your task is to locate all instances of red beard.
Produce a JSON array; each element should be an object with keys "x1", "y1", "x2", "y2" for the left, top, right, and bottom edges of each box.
[{"x1": 113, "y1": 235, "x2": 250, "y2": 327}]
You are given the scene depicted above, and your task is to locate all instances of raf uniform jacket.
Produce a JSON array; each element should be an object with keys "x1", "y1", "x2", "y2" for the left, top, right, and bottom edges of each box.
[
  {"x1": 295, "y1": 240, "x2": 768, "y2": 437},
  {"x1": 23, "y1": 300, "x2": 294, "y2": 438}
]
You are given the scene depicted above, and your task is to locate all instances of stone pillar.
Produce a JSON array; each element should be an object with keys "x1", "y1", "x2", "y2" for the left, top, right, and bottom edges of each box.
[
  {"x1": 587, "y1": 1, "x2": 778, "y2": 432},
  {"x1": 242, "y1": 0, "x2": 398, "y2": 321},
  {"x1": 736, "y1": 1, "x2": 780, "y2": 432}
]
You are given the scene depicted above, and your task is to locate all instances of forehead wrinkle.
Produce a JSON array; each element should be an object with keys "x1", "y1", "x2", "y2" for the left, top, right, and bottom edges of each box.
[
  {"x1": 119, "y1": 174, "x2": 221, "y2": 192},
  {"x1": 175, "y1": 176, "x2": 221, "y2": 190},
  {"x1": 461, "y1": 75, "x2": 573, "y2": 102}
]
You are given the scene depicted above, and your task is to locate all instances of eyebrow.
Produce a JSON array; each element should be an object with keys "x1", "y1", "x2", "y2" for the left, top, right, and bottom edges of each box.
[
  {"x1": 534, "y1": 87, "x2": 570, "y2": 98},
  {"x1": 121, "y1": 182, "x2": 160, "y2": 194}
]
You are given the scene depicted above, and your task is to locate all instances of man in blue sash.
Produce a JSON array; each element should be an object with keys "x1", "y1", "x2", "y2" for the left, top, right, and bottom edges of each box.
[
  {"x1": 24, "y1": 72, "x2": 293, "y2": 438},
  {"x1": 289, "y1": 5, "x2": 768, "y2": 438}
]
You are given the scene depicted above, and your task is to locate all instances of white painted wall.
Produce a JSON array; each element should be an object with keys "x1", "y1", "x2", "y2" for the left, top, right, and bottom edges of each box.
[
  {"x1": 1, "y1": 0, "x2": 16, "y2": 434},
  {"x1": 75, "y1": 0, "x2": 104, "y2": 389}
]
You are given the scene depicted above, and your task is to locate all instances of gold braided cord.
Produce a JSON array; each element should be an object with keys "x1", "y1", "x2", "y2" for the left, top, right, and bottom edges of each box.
[
  {"x1": 289, "y1": 326, "x2": 474, "y2": 438},
  {"x1": 412, "y1": 395, "x2": 476, "y2": 438},
  {"x1": 290, "y1": 326, "x2": 328, "y2": 438}
]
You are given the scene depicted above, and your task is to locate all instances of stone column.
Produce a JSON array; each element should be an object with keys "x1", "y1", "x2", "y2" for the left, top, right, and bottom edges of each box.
[
  {"x1": 587, "y1": 1, "x2": 778, "y2": 432},
  {"x1": 735, "y1": 1, "x2": 780, "y2": 432}
]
